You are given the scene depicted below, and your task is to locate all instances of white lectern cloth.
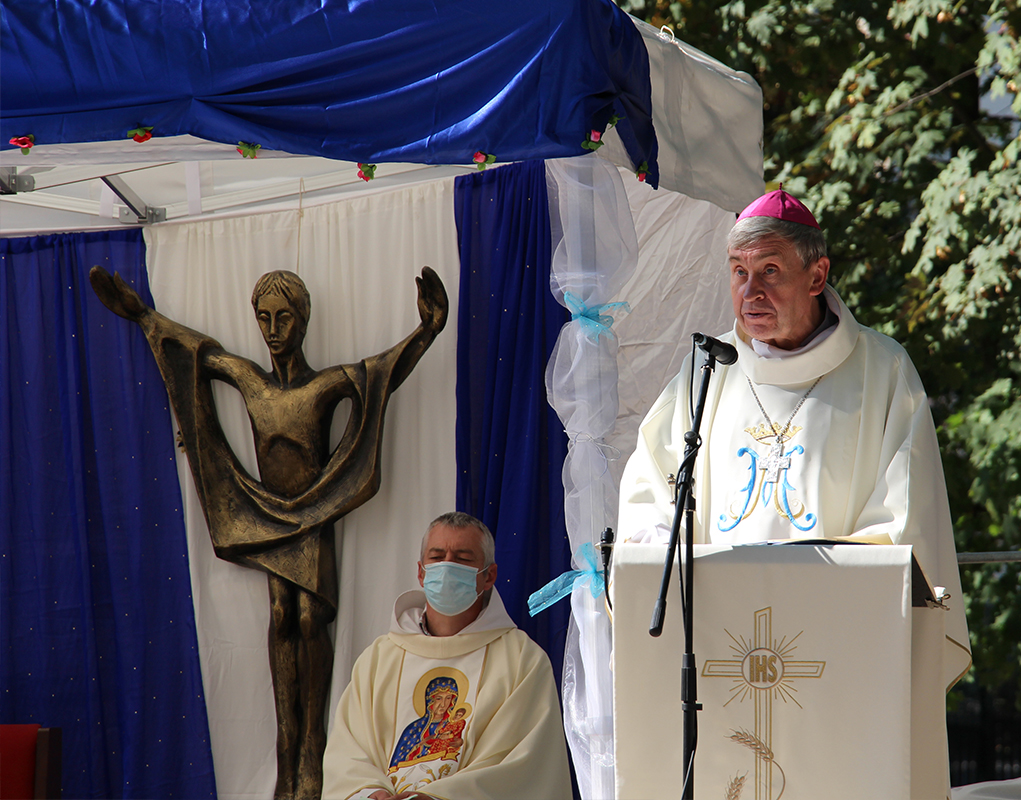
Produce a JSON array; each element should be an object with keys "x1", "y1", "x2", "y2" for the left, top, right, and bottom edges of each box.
[{"x1": 612, "y1": 543, "x2": 948, "y2": 800}]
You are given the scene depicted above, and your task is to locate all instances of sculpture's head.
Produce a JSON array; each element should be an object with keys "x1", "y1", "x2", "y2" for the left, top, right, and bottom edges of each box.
[{"x1": 251, "y1": 271, "x2": 310, "y2": 356}]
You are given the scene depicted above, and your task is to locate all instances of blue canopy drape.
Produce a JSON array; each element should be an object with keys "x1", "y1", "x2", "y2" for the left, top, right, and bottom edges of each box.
[
  {"x1": 453, "y1": 160, "x2": 572, "y2": 683},
  {"x1": 0, "y1": 232, "x2": 217, "y2": 800},
  {"x1": 1, "y1": 0, "x2": 658, "y2": 187}
]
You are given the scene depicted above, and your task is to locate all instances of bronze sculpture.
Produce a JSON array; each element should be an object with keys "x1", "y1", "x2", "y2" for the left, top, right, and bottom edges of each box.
[{"x1": 89, "y1": 265, "x2": 448, "y2": 800}]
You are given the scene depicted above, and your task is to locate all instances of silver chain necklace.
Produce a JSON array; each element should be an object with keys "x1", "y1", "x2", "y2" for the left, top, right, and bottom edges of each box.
[{"x1": 746, "y1": 376, "x2": 822, "y2": 482}]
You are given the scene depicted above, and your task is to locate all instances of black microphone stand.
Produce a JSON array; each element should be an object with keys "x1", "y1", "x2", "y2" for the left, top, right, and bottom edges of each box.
[{"x1": 648, "y1": 348, "x2": 721, "y2": 800}]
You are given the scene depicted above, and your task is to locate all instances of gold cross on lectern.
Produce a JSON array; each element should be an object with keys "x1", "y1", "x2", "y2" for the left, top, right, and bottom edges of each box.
[{"x1": 702, "y1": 607, "x2": 826, "y2": 800}]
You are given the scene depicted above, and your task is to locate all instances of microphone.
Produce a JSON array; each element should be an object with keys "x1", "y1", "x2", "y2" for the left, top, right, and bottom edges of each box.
[{"x1": 693, "y1": 332, "x2": 738, "y2": 365}]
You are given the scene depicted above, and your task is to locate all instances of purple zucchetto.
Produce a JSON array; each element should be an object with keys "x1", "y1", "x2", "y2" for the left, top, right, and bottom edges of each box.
[{"x1": 737, "y1": 188, "x2": 820, "y2": 229}]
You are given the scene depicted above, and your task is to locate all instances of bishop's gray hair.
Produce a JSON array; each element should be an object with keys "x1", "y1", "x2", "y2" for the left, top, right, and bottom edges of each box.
[
  {"x1": 421, "y1": 511, "x2": 496, "y2": 567},
  {"x1": 727, "y1": 216, "x2": 828, "y2": 269}
]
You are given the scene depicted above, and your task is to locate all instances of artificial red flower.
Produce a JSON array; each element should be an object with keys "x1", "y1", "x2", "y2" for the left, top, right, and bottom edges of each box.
[
  {"x1": 127, "y1": 126, "x2": 153, "y2": 143},
  {"x1": 581, "y1": 130, "x2": 604, "y2": 151},
  {"x1": 472, "y1": 152, "x2": 496, "y2": 170},
  {"x1": 10, "y1": 135, "x2": 34, "y2": 154}
]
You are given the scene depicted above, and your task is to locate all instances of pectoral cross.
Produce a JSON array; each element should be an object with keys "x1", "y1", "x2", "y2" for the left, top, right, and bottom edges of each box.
[{"x1": 760, "y1": 441, "x2": 790, "y2": 484}]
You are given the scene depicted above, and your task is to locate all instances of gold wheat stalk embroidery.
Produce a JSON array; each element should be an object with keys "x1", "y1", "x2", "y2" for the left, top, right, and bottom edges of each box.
[
  {"x1": 728, "y1": 728, "x2": 787, "y2": 799},
  {"x1": 725, "y1": 772, "x2": 747, "y2": 799},
  {"x1": 729, "y1": 728, "x2": 772, "y2": 760}
]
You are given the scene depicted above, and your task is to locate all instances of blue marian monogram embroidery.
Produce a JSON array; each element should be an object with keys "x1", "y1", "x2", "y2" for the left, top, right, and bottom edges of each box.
[{"x1": 718, "y1": 423, "x2": 817, "y2": 532}]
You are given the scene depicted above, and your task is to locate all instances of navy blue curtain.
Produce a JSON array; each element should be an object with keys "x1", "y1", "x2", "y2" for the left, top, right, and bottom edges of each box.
[
  {"x1": 453, "y1": 160, "x2": 572, "y2": 684},
  {"x1": 0, "y1": 232, "x2": 217, "y2": 800}
]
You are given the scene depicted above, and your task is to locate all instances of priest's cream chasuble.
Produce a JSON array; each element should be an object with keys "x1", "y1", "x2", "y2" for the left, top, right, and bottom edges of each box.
[
  {"x1": 618, "y1": 287, "x2": 970, "y2": 694},
  {"x1": 321, "y1": 590, "x2": 573, "y2": 800}
]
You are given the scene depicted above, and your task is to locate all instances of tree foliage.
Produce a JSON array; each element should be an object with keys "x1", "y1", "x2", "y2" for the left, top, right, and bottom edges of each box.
[{"x1": 620, "y1": 0, "x2": 1021, "y2": 699}]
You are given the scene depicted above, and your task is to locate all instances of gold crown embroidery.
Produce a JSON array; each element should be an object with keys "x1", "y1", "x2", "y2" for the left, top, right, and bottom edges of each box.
[{"x1": 744, "y1": 422, "x2": 803, "y2": 445}]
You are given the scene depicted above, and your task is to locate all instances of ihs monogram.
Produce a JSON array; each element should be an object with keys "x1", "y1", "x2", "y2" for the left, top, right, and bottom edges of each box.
[{"x1": 702, "y1": 607, "x2": 826, "y2": 800}]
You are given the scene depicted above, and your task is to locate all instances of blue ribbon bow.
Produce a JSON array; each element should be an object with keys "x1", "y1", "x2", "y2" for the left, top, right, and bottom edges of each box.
[
  {"x1": 527, "y1": 541, "x2": 605, "y2": 616},
  {"x1": 563, "y1": 291, "x2": 630, "y2": 342}
]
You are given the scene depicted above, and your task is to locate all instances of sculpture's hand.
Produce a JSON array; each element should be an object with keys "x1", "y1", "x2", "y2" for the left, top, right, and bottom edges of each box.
[
  {"x1": 89, "y1": 266, "x2": 150, "y2": 322},
  {"x1": 415, "y1": 266, "x2": 448, "y2": 334}
]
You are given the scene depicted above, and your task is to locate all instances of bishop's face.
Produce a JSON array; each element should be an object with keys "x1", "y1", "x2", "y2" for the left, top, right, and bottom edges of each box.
[
  {"x1": 256, "y1": 293, "x2": 305, "y2": 357},
  {"x1": 729, "y1": 237, "x2": 829, "y2": 350}
]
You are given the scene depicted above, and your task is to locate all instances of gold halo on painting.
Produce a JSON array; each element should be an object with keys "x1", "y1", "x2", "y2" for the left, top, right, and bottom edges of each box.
[{"x1": 411, "y1": 667, "x2": 472, "y2": 718}]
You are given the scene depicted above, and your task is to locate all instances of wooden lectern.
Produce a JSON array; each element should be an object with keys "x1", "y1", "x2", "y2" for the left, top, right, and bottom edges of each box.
[{"x1": 612, "y1": 543, "x2": 949, "y2": 800}]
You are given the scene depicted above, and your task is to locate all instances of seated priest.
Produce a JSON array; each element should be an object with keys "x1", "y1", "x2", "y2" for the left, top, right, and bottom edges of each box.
[
  {"x1": 321, "y1": 512, "x2": 572, "y2": 800},
  {"x1": 617, "y1": 189, "x2": 971, "y2": 791}
]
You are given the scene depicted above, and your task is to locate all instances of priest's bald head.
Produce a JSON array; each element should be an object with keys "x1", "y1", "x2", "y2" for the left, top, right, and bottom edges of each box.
[{"x1": 727, "y1": 189, "x2": 832, "y2": 350}]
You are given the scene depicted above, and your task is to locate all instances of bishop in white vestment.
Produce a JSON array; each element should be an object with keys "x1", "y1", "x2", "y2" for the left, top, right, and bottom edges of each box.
[{"x1": 617, "y1": 189, "x2": 971, "y2": 796}]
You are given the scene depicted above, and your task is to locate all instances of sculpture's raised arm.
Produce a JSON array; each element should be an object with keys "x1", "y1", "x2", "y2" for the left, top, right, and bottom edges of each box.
[
  {"x1": 381, "y1": 266, "x2": 449, "y2": 393},
  {"x1": 416, "y1": 265, "x2": 449, "y2": 334},
  {"x1": 90, "y1": 265, "x2": 249, "y2": 382},
  {"x1": 89, "y1": 266, "x2": 151, "y2": 323}
]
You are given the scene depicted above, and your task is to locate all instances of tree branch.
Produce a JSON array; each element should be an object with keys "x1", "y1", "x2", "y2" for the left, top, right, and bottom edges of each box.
[{"x1": 886, "y1": 66, "x2": 980, "y2": 115}]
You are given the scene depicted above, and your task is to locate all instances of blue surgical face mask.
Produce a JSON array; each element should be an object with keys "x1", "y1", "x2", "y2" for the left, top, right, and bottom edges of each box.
[{"x1": 422, "y1": 561, "x2": 485, "y2": 616}]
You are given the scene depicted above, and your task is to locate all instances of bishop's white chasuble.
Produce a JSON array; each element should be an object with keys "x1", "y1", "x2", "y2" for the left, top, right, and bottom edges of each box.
[
  {"x1": 617, "y1": 287, "x2": 971, "y2": 799},
  {"x1": 618, "y1": 287, "x2": 969, "y2": 691}
]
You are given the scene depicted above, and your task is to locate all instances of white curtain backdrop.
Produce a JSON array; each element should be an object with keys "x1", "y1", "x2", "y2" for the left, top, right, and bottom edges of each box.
[
  {"x1": 608, "y1": 181, "x2": 737, "y2": 477},
  {"x1": 144, "y1": 178, "x2": 460, "y2": 800}
]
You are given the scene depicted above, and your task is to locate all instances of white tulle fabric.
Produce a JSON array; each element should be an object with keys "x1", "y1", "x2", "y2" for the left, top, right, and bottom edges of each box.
[
  {"x1": 544, "y1": 155, "x2": 638, "y2": 800},
  {"x1": 545, "y1": 154, "x2": 740, "y2": 798}
]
